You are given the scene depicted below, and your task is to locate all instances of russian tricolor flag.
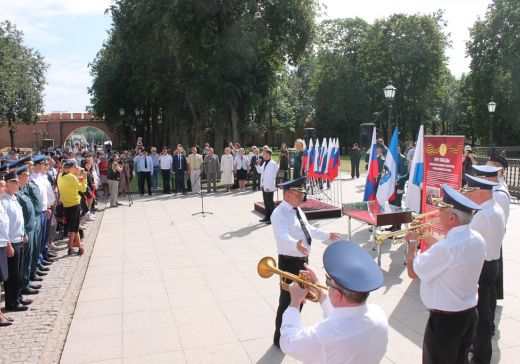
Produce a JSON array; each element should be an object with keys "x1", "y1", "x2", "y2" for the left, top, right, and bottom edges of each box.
[{"x1": 363, "y1": 128, "x2": 378, "y2": 201}]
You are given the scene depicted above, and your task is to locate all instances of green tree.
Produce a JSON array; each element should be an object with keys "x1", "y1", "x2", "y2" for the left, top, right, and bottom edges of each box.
[
  {"x1": 466, "y1": 0, "x2": 520, "y2": 145},
  {"x1": 0, "y1": 21, "x2": 47, "y2": 149}
]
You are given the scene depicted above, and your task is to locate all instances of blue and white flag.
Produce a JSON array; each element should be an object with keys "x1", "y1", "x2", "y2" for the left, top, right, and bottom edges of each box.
[
  {"x1": 376, "y1": 128, "x2": 399, "y2": 206},
  {"x1": 405, "y1": 125, "x2": 424, "y2": 213}
]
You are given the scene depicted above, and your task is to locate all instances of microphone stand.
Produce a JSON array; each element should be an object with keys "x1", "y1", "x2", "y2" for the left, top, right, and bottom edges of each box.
[{"x1": 191, "y1": 171, "x2": 213, "y2": 217}]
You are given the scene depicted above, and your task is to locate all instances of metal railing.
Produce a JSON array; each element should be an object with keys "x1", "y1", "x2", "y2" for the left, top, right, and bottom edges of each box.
[{"x1": 475, "y1": 146, "x2": 520, "y2": 200}]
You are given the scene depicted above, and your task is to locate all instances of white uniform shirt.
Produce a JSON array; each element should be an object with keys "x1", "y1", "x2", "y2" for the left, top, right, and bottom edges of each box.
[
  {"x1": 470, "y1": 199, "x2": 505, "y2": 261},
  {"x1": 2, "y1": 194, "x2": 25, "y2": 243},
  {"x1": 271, "y1": 200, "x2": 329, "y2": 257},
  {"x1": 43, "y1": 174, "x2": 56, "y2": 207},
  {"x1": 0, "y1": 202, "x2": 10, "y2": 247},
  {"x1": 233, "y1": 155, "x2": 249, "y2": 170},
  {"x1": 30, "y1": 173, "x2": 47, "y2": 212},
  {"x1": 413, "y1": 224, "x2": 485, "y2": 311},
  {"x1": 281, "y1": 297, "x2": 388, "y2": 364},
  {"x1": 158, "y1": 154, "x2": 173, "y2": 170},
  {"x1": 256, "y1": 159, "x2": 278, "y2": 191},
  {"x1": 493, "y1": 186, "x2": 510, "y2": 222}
]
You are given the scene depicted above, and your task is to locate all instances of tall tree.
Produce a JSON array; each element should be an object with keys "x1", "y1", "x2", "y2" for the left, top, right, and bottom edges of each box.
[{"x1": 0, "y1": 21, "x2": 47, "y2": 149}]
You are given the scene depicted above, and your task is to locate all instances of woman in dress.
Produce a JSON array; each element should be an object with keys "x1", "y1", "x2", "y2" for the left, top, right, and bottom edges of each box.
[
  {"x1": 293, "y1": 139, "x2": 306, "y2": 179},
  {"x1": 220, "y1": 147, "x2": 234, "y2": 192}
]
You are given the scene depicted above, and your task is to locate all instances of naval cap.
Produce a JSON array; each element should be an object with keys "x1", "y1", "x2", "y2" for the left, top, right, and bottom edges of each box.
[{"x1": 323, "y1": 240, "x2": 384, "y2": 293}]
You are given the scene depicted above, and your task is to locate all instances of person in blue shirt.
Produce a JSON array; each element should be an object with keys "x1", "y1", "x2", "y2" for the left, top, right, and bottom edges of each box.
[{"x1": 133, "y1": 148, "x2": 153, "y2": 196}]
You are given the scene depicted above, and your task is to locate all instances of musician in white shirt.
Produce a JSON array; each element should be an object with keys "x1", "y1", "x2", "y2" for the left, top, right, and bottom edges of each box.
[
  {"x1": 405, "y1": 184, "x2": 485, "y2": 364},
  {"x1": 256, "y1": 148, "x2": 278, "y2": 224},
  {"x1": 463, "y1": 175, "x2": 505, "y2": 364},
  {"x1": 281, "y1": 240, "x2": 388, "y2": 364},
  {"x1": 271, "y1": 176, "x2": 339, "y2": 348}
]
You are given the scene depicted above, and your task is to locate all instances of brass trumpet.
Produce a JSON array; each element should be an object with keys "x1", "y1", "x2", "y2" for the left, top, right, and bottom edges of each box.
[
  {"x1": 374, "y1": 223, "x2": 432, "y2": 245},
  {"x1": 257, "y1": 256, "x2": 327, "y2": 303},
  {"x1": 412, "y1": 209, "x2": 439, "y2": 220}
]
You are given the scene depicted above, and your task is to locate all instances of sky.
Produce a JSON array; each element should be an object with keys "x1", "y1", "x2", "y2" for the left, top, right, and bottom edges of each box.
[{"x1": 1, "y1": 0, "x2": 493, "y2": 113}]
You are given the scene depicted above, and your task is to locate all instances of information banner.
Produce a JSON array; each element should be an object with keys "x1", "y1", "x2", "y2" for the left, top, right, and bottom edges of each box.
[{"x1": 420, "y1": 135, "x2": 464, "y2": 249}]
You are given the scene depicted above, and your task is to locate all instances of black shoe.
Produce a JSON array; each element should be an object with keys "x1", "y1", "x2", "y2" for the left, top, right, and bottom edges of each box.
[
  {"x1": 68, "y1": 248, "x2": 74, "y2": 256},
  {"x1": 42, "y1": 258, "x2": 54, "y2": 264},
  {"x1": 22, "y1": 287, "x2": 39, "y2": 295},
  {"x1": 5, "y1": 304, "x2": 29, "y2": 312},
  {"x1": 0, "y1": 321, "x2": 12, "y2": 327},
  {"x1": 259, "y1": 218, "x2": 269, "y2": 222},
  {"x1": 38, "y1": 265, "x2": 50, "y2": 272},
  {"x1": 36, "y1": 270, "x2": 48, "y2": 277},
  {"x1": 6, "y1": 317, "x2": 14, "y2": 322},
  {"x1": 47, "y1": 252, "x2": 58, "y2": 258},
  {"x1": 265, "y1": 221, "x2": 271, "y2": 225},
  {"x1": 20, "y1": 299, "x2": 33, "y2": 306},
  {"x1": 30, "y1": 275, "x2": 43, "y2": 282},
  {"x1": 29, "y1": 284, "x2": 42, "y2": 290}
]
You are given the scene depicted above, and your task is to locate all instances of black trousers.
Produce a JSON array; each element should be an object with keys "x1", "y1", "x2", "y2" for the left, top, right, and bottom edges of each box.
[
  {"x1": 473, "y1": 260, "x2": 499, "y2": 364},
  {"x1": 5, "y1": 242, "x2": 24, "y2": 307},
  {"x1": 495, "y1": 247, "x2": 503, "y2": 300},
  {"x1": 351, "y1": 158, "x2": 360, "y2": 178},
  {"x1": 262, "y1": 190, "x2": 275, "y2": 219},
  {"x1": 273, "y1": 254, "x2": 308, "y2": 346},
  {"x1": 252, "y1": 171, "x2": 260, "y2": 191},
  {"x1": 138, "y1": 171, "x2": 152, "y2": 195},
  {"x1": 161, "y1": 169, "x2": 171, "y2": 193},
  {"x1": 423, "y1": 308, "x2": 478, "y2": 364},
  {"x1": 174, "y1": 170, "x2": 185, "y2": 193}
]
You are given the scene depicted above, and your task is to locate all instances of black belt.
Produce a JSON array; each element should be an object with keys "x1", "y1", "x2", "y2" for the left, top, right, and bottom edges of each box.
[
  {"x1": 429, "y1": 306, "x2": 476, "y2": 315},
  {"x1": 279, "y1": 255, "x2": 307, "y2": 261}
]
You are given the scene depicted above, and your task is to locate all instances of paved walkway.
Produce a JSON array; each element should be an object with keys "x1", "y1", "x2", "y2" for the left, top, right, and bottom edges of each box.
[{"x1": 61, "y1": 177, "x2": 520, "y2": 363}]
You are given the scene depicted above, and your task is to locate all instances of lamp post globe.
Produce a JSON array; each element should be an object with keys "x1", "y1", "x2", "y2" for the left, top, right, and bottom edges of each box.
[{"x1": 384, "y1": 80, "x2": 397, "y2": 143}]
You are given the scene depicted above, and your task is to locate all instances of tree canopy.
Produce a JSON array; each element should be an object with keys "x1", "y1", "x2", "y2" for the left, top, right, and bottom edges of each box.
[{"x1": 0, "y1": 20, "x2": 47, "y2": 149}]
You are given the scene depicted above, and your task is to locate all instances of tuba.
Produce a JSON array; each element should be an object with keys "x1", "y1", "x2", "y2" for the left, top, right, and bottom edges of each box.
[{"x1": 257, "y1": 256, "x2": 327, "y2": 303}]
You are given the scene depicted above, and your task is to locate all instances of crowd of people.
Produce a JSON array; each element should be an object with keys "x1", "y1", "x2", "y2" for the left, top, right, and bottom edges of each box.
[{"x1": 0, "y1": 152, "x2": 100, "y2": 326}]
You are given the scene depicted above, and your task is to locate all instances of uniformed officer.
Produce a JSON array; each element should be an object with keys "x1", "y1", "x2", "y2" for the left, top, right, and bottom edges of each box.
[
  {"x1": 2, "y1": 171, "x2": 29, "y2": 312},
  {"x1": 270, "y1": 176, "x2": 339, "y2": 348},
  {"x1": 472, "y1": 164, "x2": 509, "y2": 336},
  {"x1": 280, "y1": 240, "x2": 388, "y2": 363},
  {"x1": 464, "y1": 175, "x2": 505, "y2": 364},
  {"x1": 29, "y1": 155, "x2": 47, "y2": 283},
  {"x1": 405, "y1": 184, "x2": 485, "y2": 364},
  {"x1": 16, "y1": 165, "x2": 40, "y2": 295},
  {"x1": 486, "y1": 154, "x2": 509, "y2": 303}
]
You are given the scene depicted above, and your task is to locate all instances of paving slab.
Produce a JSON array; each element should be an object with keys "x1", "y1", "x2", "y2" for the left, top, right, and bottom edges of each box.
[{"x1": 60, "y1": 176, "x2": 520, "y2": 363}]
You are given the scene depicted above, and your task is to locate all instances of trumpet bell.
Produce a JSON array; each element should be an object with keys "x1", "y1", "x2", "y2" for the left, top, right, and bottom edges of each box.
[{"x1": 257, "y1": 256, "x2": 277, "y2": 278}]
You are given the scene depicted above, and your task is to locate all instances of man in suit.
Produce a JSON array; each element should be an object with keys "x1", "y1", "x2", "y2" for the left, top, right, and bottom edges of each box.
[
  {"x1": 250, "y1": 146, "x2": 261, "y2": 191},
  {"x1": 256, "y1": 148, "x2": 278, "y2": 224},
  {"x1": 349, "y1": 143, "x2": 361, "y2": 179},
  {"x1": 173, "y1": 145, "x2": 187, "y2": 194}
]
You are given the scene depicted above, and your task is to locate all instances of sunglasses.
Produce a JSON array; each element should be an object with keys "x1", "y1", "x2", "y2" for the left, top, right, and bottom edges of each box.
[{"x1": 325, "y1": 276, "x2": 342, "y2": 291}]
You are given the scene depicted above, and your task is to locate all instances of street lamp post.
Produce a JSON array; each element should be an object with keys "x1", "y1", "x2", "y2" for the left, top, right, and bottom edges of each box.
[
  {"x1": 384, "y1": 80, "x2": 397, "y2": 144},
  {"x1": 119, "y1": 108, "x2": 125, "y2": 147},
  {"x1": 487, "y1": 97, "x2": 496, "y2": 155}
]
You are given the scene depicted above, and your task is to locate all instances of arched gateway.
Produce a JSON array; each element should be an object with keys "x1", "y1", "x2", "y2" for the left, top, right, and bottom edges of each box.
[{"x1": 0, "y1": 113, "x2": 119, "y2": 149}]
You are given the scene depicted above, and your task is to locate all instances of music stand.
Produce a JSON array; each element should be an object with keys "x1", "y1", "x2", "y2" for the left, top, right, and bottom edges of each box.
[{"x1": 191, "y1": 172, "x2": 213, "y2": 217}]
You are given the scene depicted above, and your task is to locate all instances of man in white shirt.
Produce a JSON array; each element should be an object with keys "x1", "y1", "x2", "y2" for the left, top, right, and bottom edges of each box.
[
  {"x1": 405, "y1": 184, "x2": 485, "y2": 364},
  {"x1": 271, "y1": 176, "x2": 339, "y2": 348},
  {"x1": 158, "y1": 147, "x2": 173, "y2": 194},
  {"x1": 133, "y1": 148, "x2": 153, "y2": 196},
  {"x1": 463, "y1": 175, "x2": 505, "y2": 364},
  {"x1": 486, "y1": 154, "x2": 509, "y2": 304},
  {"x1": 281, "y1": 240, "x2": 388, "y2": 363},
  {"x1": 256, "y1": 148, "x2": 278, "y2": 224}
]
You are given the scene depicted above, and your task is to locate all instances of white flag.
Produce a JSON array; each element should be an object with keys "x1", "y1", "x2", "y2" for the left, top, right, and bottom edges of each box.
[
  {"x1": 405, "y1": 125, "x2": 425, "y2": 213},
  {"x1": 376, "y1": 128, "x2": 399, "y2": 206}
]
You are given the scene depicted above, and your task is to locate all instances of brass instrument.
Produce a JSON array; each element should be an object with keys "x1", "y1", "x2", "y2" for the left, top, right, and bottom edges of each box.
[
  {"x1": 374, "y1": 222, "x2": 432, "y2": 245},
  {"x1": 412, "y1": 209, "x2": 439, "y2": 220},
  {"x1": 257, "y1": 256, "x2": 327, "y2": 303}
]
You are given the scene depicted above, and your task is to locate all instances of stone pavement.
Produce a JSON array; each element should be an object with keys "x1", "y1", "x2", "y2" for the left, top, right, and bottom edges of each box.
[
  {"x1": 0, "y1": 202, "x2": 106, "y2": 364},
  {"x1": 59, "y1": 176, "x2": 520, "y2": 363}
]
